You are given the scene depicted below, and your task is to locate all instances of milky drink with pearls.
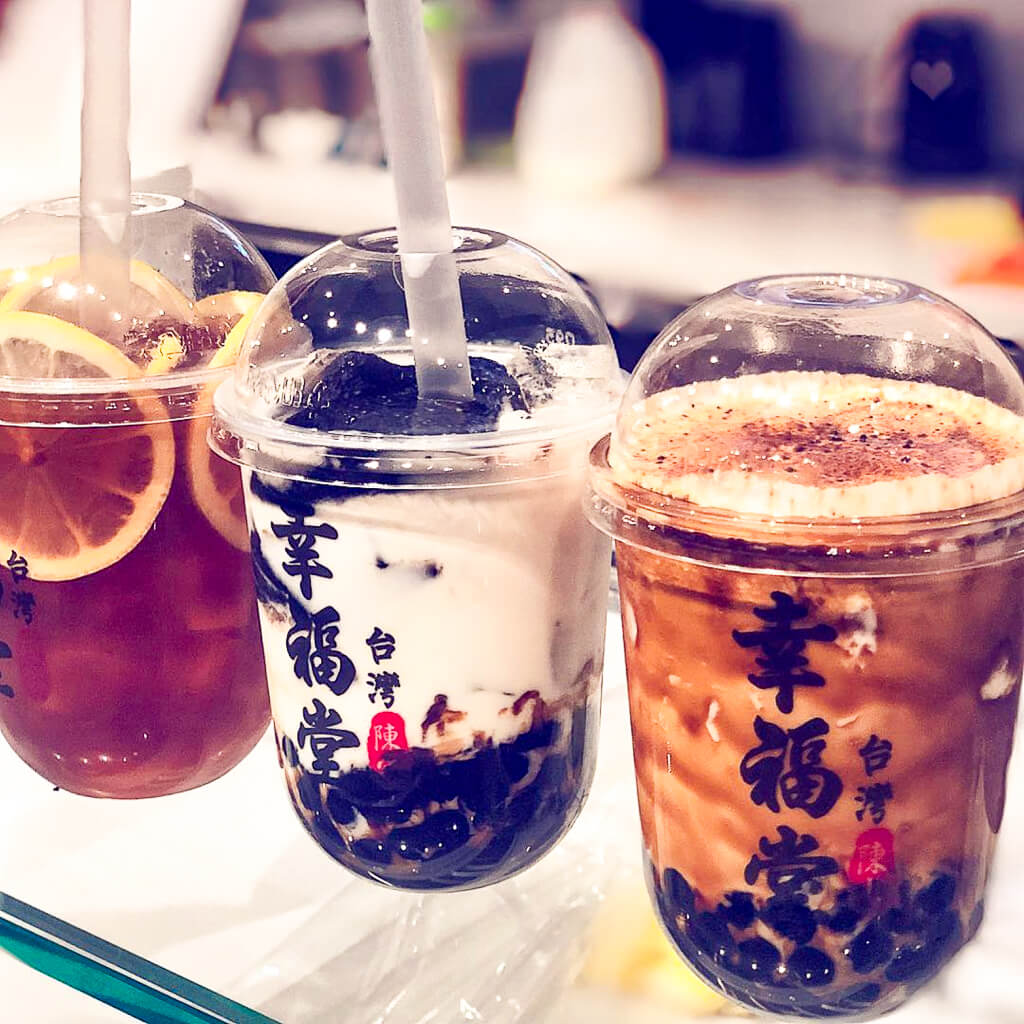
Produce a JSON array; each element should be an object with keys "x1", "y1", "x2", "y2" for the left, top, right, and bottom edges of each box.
[{"x1": 212, "y1": 229, "x2": 621, "y2": 891}]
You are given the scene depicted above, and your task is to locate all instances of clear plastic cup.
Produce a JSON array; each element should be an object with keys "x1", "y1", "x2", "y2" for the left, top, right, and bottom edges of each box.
[
  {"x1": 587, "y1": 275, "x2": 1024, "y2": 1019},
  {"x1": 211, "y1": 227, "x2": 621, "y2": 891},
  {"x1": 0, "y1": 194, "x2": 274, "y2": 798}
]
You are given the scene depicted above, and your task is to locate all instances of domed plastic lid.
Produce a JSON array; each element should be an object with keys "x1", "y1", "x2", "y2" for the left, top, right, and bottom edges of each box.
[
  {"x1": 0, "y1": 193, "x2": 274, "y2": 423},
  {"x1": 589, "y1": 274, "x2": 1024, "y2": 573},
  {"x1": 212, "y1": 228, "x2": 621, "y2": 486}
]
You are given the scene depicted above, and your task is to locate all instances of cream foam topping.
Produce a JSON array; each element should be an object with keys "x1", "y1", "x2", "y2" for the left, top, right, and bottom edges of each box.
[{"x1": 612, "y1": 371, "x2": 1024, "y2": 517}]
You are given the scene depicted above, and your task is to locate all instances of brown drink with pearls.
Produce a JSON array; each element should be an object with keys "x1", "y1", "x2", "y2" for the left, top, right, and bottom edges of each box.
[{"x1": 588, "y1": 277, "x2": 1024, "y2": 1020}]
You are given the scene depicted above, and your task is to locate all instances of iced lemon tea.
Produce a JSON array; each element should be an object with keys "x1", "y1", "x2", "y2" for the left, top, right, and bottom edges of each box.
[{"x1": 0, "y1": 196, "x2": 273, "y2": 798}]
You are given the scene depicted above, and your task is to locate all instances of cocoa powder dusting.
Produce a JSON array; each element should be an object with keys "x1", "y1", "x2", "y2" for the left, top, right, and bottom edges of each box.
[{"x1": 653, "y1": 396, "x2": 1011, "y2": 488}]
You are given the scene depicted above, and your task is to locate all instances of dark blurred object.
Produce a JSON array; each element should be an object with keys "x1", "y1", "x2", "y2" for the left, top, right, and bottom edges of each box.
[
  {"x1": 896, "y1": 15, "x2": 992, "y2": 177},
  {"x1": 226, "y1": 218, "x2": 335, "y2": 279},
  {"x1": 464, "y1": 52, "x2": 529, "y2": 141},
  {"x1": 639, "y1": 0, "x2": 792, "y2": 159},
  {"x1": 226, "y1": 219, "x2": 1024, "y2": 379}
]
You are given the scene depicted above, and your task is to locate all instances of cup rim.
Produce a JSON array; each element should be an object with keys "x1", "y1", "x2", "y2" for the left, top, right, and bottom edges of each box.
[{"x1": 587, "y1": 434, "x2": 1024, "y2": 576}]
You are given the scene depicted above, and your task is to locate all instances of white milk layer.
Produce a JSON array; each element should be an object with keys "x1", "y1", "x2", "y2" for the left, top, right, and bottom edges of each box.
[{"x1": 248, "y1": 453, "x2": 611, "y2": 775}]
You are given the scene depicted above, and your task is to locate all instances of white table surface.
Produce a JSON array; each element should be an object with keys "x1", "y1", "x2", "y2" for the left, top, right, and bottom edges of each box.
[{"x1": 2, "y1": 605, "x2": 1023, "y2": 1024}]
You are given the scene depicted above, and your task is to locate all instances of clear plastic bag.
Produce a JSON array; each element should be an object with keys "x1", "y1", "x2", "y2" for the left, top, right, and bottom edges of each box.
[{"x1": 232, "y1": 600, "x2": 639, "y2": 1024}]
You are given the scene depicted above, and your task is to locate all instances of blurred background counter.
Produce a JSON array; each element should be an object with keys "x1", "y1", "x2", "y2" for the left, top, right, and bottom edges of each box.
[
  {"x1": 1, "y1": 0, "x2": 1022, "y2": 347},
  {"x1": 184, "y1": 138, "x2": 1024, "y2": 346}
]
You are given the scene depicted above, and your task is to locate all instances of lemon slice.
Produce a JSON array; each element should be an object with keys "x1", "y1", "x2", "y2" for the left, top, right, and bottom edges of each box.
[
  {"x1": 184, "y1": 306, "x2": 259, "y2": 551},
  {"x1": 0, "y1": 311, "x2": 175, "y2": 581},
  {"x1": 143, "y1": 291, "x2": 263, "y2": 377},
  {"x1": 193, "y1": 290, "x2": 264, "y2": 323},
  {"x1": 0, "y1": 255, "x2": 193, "y2": 326},
  {"x1": 144, "y1": 331, "x2": 187, "y2": 376}
]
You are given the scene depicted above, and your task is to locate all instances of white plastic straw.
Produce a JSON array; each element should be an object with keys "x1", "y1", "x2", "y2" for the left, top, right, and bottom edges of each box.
[
  {"x1": 79, "y1": 0, "x2": 132, "y2": 342},
  {"x1": 365, "y1": 0, "x2": 473, "y2": 400}
]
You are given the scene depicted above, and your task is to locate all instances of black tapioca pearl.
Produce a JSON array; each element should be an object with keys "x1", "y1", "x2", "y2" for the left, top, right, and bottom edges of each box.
[
  {"x1": 824, "y1": 906, "x2": 861, "y2": 934},
  {"x1": 835, "y1": 982, "x2": 882, "y2": 1009},
  {"x1": 330, "y1": 769, "x2": 391, "y2": 805},
  {"x1": 786, "y1": 946, "x2": 835, "y2": 988},
  {"x1": 382, "y1": 804, "x2": 414, "y2": 825},
  {"x1": 296, "y1": 773, "x2": 323, "y2": 814},
  {"x1": 390, "y1": 809, "x2": 471, "y2": 861},
  {"x1": 842, "y1": 886, "x2": 871, "y2": 914},
  {"x1": 735, "y1": 937, "x2": 781, "y2": 981},
  {"x1": 512, "y1": 720, "x2": 559, "y2": 752},
  {"x1": 846, "y1": 920, "x2": 893, "y2": 974},
  {"x1": 534, "y1": 753, "x2": 568, "y2": 794},
  {"x1": 420, "y1": 809, "x2": 471, "y2": 853},
  {"x1": 420, "y1": 762, "x2": 460, "y2": 804},
  {"x1": 926, "y1": 909, "x2": 961, "y2": 944},
  {"x1": 499, "y1": 745, "x2": 530, "y2": 784},
  {"x1": 352, "y1": 837, "x2": 391, "y2": 864},
  {"x1": 720, "y1": 891, "x2": 757, "y2": 930},
  {"x1": 691, "y1": 911, "x2": 737, "y2": 964},
  {"x1": 884, "y1": 942, "x2": 931, "y2": 983},
  {"x1": 882, "y1": 906, "x2": 916, "y2": 935},
  {"x1": 450, "y1": 749, "x2": 509, "y2": 816},
  {"x1": 885, "y1": 911, "x2": 961, "y2": 983},
  {"x1": 915, "y1": 874, "x2": 956, "y2": 916},
  {"x1": 507, "y1": 786, "x2": 542, "y2": 827},
  {"x1": 325, "y1": 787, "x2": 357, "y2": 826},
  {"x1": 762, "y1": 899, "x2": 817, "y2": 946},
  {"x1": 474, "y1": 827, "x2": 516, "y2": 870},
  {"x1": 515, "y1": 797, "x2": 567, "y2": 853},
  {"x1": 662, "y1": 868, "x2": 696, "y2": 919}
]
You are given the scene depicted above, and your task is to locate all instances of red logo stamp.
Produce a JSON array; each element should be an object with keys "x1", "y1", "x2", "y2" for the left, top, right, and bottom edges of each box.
[
  {"x1": 848, "y1": 827, "x2": 895, "y2": 883},
  {"x1": 368, "y1": 711, "x2": 409, "y2": 771}
]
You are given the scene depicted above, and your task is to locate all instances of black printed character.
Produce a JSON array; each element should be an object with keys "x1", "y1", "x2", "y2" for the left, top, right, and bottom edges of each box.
[
  {"x1": 6, "y1": 551, "x2": 28, "y2": 583},
  {"x1": 740, "y1": 716, "x2": 843, "y2": 819},
  {"x1": 367, "y1": 671, "x2": 400, "y2": 709},
  {"x1": 744, "y1": 825, "x2": 840, "y2": 898},
  {"x1": 271, "y1": 502, "x2": 339, "y2": 600},
  {"x1": 297, "y1": 698, "x2": 359, "y2": 778},
  {"x1": 365, "y1": 627, "x2": 396, "y2": 664},
  {"x1": 733, "y1": 592, "x2": 838, "y2": 714},
  {"x1": 0, "y1": 639, "x2": 12, "y2": 698},
  {"x1": 858, "y1": 735, "x2": 893, "y2": 778},
  {"x1": 286, "y1": 600, "x2": 356, "y2": 696},
  {"x1": 855, "y1": 782, "x2": 893, "y2": 825},
  {"x1": 11, "y1": 591, "x2": 34, "y2": 625}
]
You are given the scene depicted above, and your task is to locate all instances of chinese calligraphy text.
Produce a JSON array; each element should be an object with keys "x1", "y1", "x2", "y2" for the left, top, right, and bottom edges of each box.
[
  {"x1": 740, "y1": 715, "x2": 842, "y2": 819},
  {"x1": 272, "y1": 503, "x2": 339, "y2": 600},
  {"x1": 733, "y1": 592, "x2": 837, "y2": 714}
]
